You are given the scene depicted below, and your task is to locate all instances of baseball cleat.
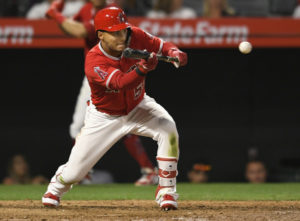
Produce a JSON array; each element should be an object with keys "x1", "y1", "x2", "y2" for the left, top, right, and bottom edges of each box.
[
  {"x1": 159, "y1": 194, "x2": 178, "y2": 211},
  {"x1": 135, "y1": 167, "x2": 158, "y2": 186},
  {"x1": 42, "y1": 192, "x2": 60, "y2": 207}
]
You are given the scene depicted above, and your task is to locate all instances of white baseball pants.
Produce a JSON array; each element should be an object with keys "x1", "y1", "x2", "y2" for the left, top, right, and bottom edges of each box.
[
  {"x1": 69, "y1": 77, "x2": 90, "y2": 139},
  {"x1": 46, "y1": 94, "x2": 179, "y2": 198}
]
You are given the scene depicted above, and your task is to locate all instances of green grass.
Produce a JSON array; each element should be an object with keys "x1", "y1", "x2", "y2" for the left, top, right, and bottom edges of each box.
[{"x1": 0, "y1": 183, "x2": 300, "y2": 201}]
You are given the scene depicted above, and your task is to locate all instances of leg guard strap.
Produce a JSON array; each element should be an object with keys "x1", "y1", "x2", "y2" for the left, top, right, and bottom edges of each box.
[
  {"x1": 159, "y1": 177, "x2": 176, "y2": 186},
  {"x1": 157, "y1": 156, "x2": 178, "y2": 187}
]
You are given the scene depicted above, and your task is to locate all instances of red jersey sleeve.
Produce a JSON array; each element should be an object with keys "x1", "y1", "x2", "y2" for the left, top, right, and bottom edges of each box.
[
  {"x1": 73, "y1": 10, "x2": 81, "y2": 21},
  {"x1": 73, "y1": 6, "x2": 94, "y2": 35},
  {"x1": 130, "y1": 26, "x2": 180, "y2": 57},
  {"x1": 82, "y1": 21, "x2": 95, "y2": 37},
  {"x1": 108, "y1": 67, "x2": 145, "y2": 90},
  {"x1": 85, "y1": 54, "x2": 145, "y2": 91},
  {"x1": 130, "y1": 26, "x2": 164, "y2": 55}
]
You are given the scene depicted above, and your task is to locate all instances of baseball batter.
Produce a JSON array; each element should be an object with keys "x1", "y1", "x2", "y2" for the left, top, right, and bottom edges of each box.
[
  {"x1": 42, "y1": 7, "x2": 187, "y2": 210},
  {"x1": 46, "y1": 0, "x2": 158, "y2": 186}
]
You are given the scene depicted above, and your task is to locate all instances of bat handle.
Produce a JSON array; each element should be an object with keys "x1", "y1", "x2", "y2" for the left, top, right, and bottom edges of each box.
[{"x1": 157, "y1": 55, "x2": 179, "y2": 63}]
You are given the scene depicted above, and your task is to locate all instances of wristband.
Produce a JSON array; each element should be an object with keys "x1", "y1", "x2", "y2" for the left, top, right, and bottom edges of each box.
[
  {"x1": 135, "y1": 67, "x2": 147, "y2": 76},
  {"x1": 53, "y1": 11, "x2": 66, "y2": 24}
]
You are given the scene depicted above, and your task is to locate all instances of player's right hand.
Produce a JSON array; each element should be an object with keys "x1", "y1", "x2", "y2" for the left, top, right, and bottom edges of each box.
[
  {"x1": 46, "y1": 0, "x2": 66, "y2": 24},
  {"x1": 50, "y1": 0, "x2": 65, "y2": 12},
  {"x1": 168, "y1": 49, "x2": 188, "y2": 68},
  {"x1": 137, "y1": 52, "x2": 158, "y2": 74},
  {"x1": 46, "y1": 7, "x2": 56, "y2": 19},
  {"x1": 46, "y1": 0, "x2": 65, "y2": 19}
]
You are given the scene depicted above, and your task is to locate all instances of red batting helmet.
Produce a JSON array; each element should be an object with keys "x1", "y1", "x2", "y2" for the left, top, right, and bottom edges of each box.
[{"x1": 94, "y1": 7, "x2": 130, "y2": 32}]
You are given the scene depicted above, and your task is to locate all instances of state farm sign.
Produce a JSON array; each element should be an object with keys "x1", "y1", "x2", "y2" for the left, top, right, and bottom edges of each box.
[
  {"x1": 139, "y1": 20, "x2": 248, "y2": 46},
  {"x1": 1, "y1": 18, "x2": 300, "y2": 48},
  {"x1": 0, "y1": 25, "x2": 34, "y2": 44},
  {"x1": 0, "y1": 19, "x2": 84, "y2": 48}
]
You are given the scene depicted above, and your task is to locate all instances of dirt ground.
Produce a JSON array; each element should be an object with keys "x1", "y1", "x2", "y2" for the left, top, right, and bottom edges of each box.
[{"x1": 0, "y1": 200, "x2": 300, "y2": 221}]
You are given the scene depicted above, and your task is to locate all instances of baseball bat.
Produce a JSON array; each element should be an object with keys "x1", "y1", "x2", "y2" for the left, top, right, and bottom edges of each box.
[{"x1": 123, "y1": 48, "x2": 179, "y2": 63}]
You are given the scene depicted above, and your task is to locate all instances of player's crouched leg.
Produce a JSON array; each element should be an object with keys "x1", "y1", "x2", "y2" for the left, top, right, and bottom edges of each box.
[
  {"x1": 42, "y1": 164, "x2": 73, "y2": 207},
  {"x1": 155, "y1": 157, "x2": 179, "y2": 210},
  {"x1": 155, "y1": 117, "x2": 179, "y2": 159},
  {"x1": 154, "y1": 119, "x2": 179, "y2": 210}
]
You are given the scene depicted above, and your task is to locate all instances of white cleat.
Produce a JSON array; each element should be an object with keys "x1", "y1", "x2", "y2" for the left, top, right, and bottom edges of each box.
[
  {"x1": 155, "y1": 186, "x2": 179, "y2": 210},
  {"x1": 42, "y1": 192, "x2": 60, "y2": 207},
  {"x1": 159, "y1": 194, "x2": 178, "y2": 211}
]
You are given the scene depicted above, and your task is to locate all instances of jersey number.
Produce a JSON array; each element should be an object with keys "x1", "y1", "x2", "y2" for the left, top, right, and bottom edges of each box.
[{"x1": 134, "y1": 82, "x2": 144, "y2": 100}]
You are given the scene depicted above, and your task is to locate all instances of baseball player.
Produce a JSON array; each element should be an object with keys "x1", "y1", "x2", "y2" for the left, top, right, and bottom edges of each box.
[
  {"x1": 46, "y1": 0, "x2": 158, "y2": 186},
  {"x1": 42, "y1": 7, "x2": 187, "y2": 210}
]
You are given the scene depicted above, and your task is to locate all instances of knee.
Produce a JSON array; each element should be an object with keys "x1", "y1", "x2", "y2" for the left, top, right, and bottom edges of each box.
[
  {"x1": 157, "y1": 118, "x2": 179, "y2": 145},
  {"x1": 61, "y1": 169, "x2": 85, "y2": 185},
  {"x1": 157, "y1": 119, "x2": 179, "y2": 159},
  {"x1": 158, "y1": 118, "x2": 178, "y2": 136}
]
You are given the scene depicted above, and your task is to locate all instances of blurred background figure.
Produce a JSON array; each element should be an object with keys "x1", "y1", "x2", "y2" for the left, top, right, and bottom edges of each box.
[
  {"x1": 2, "y1": 154, "x2": 48, "y2": 185},
  {"x1": 293, "y1": 0, "x2": 300, "y2": 17},
  {"x1": 26, "y1": 0, "x2": 84, "y2": 19},
  {"x1": 245, "y1": 160, "x2": 267, "y2": 183},
  {"x1": 0, "y1": 0, "x2": 34, "y2": 17},
  {"x1": 187, "y1": 160, "x2": 211, "y2": 183},
  {"x1": 110, "y1": 0, "x2": 152, "y2": 16},
  {"x1": 247, "y1": 146, "x2": 259, "y2": 162},
  {"x1": 79, "y1": 168, "x2": 114, "y2": 184},
  {"x1": 147, "y1": 0, "x2": 196, "y2": 18},
  {"x1": 203, "y1": 0, "x2": 235, "y2": 18}
]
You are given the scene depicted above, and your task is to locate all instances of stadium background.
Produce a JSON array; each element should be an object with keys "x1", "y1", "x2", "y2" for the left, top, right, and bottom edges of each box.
[
  {"x1": 1, "y1": 46, "x2": 300, "y2": 183},
  {"x1": 1, "y1": 0, "x2": 300, "y2": 184}
]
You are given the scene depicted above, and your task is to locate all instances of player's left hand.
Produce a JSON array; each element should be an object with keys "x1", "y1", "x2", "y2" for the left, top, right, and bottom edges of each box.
[
  {"x1": 137, "y1": 52, "x2": 158, "y2": 74},
  {"x1": 168, "y1": 49, "x2": 187, "y2": 68}
]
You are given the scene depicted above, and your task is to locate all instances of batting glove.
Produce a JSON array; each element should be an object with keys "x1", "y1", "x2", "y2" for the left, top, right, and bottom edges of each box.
[
  {"x1": 50, "y1": 0, "x2": 65, "y2": 12},
  {"x1": 46, "y1": 0, "x2": 66, "y2": 24},
  {"x1": 136, "y1": 52, "x2": 158, "y2": 75},
  {"x1": 168, "y1": 49, "x2": 188, "y2": 68}
]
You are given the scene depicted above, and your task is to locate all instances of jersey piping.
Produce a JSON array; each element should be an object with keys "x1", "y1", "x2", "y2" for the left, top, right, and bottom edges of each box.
[
  {"x1": 158, "y1": 39, "x2": 164, "y2": 54},
  {"x1": 98, "y1": 41, "x2": 121, "y2": 60}
]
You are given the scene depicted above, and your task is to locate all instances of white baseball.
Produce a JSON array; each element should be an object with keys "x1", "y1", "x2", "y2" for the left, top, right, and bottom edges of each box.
[{"x1": 239, "y1": 41, "x2": 252, "y2": 54}]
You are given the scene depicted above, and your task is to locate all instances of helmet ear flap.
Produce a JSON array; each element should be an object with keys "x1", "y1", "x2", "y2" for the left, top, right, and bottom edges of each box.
[{"x1": 125, "y1": 27, "x2": 132, "y2": 44}]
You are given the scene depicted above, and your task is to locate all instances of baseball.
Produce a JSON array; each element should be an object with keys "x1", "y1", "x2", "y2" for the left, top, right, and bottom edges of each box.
[{"x1": 239, "y1": 41, "x2": 252, "y2": 54}]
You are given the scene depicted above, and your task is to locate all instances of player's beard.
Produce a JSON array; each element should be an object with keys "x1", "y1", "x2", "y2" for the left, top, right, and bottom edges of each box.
[
  {"x1": 115, "y1": 42, "x2": 126, "y2": 52},
  {"x1": 102, "y1": 41, "x2": 125, "y2": 57},
  {"x1": 100, "y1": 32, "x2": 126, "y2": 57},
  {"x1": 108, "y1": 40, "x2": 126, "y2": 56}
]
